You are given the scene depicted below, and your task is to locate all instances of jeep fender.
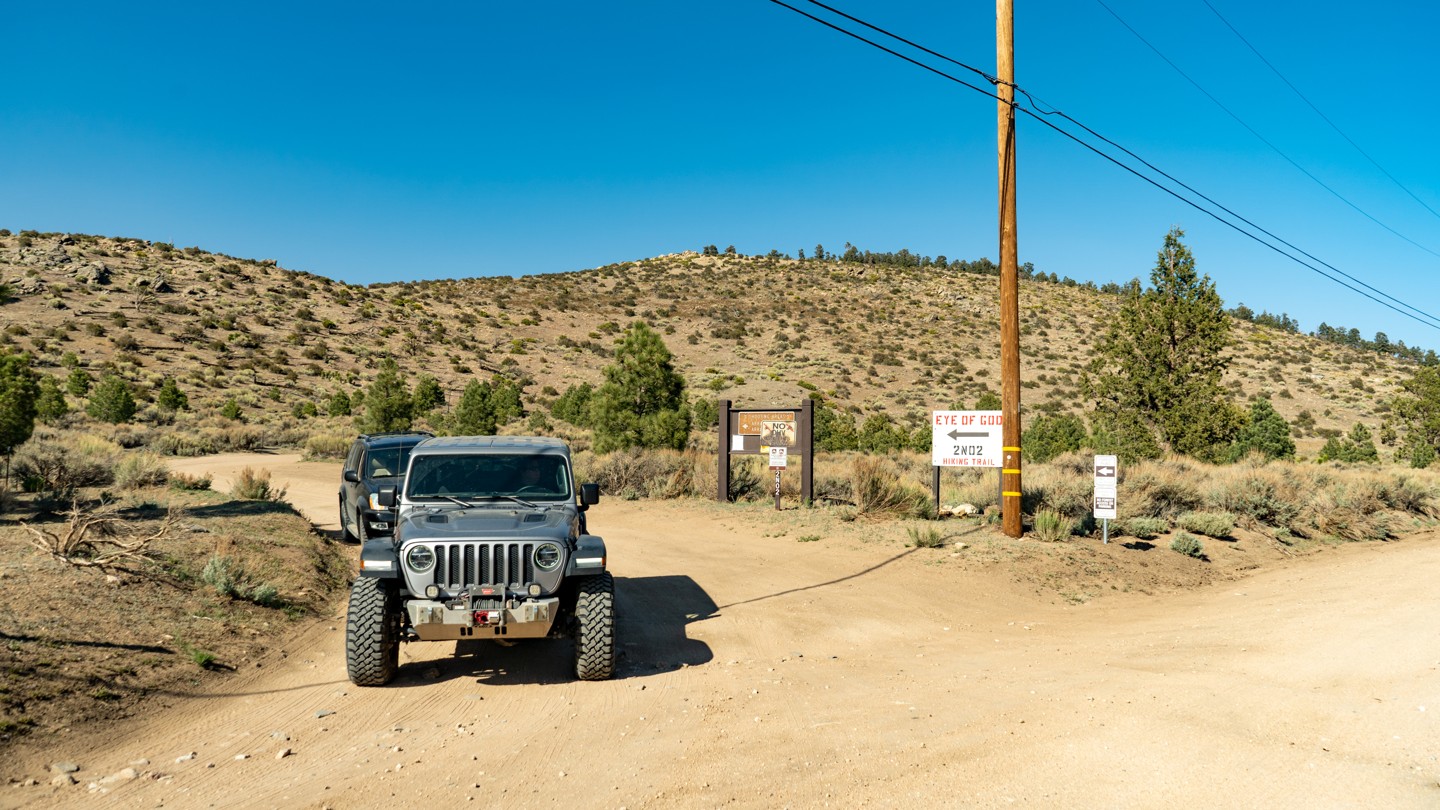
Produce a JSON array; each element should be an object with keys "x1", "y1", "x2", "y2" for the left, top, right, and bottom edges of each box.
[
  {"x1": 358, "y1": 538, "x2": 400, "y2": 578},
  {"x1": 567, "y1": 534, "x2": 607, "y2": 575}
]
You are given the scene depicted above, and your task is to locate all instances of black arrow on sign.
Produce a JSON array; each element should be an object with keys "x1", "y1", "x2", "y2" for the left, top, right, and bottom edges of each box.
[{"x1": 947, "y1": 430, "x2": 988, "y2": 440}]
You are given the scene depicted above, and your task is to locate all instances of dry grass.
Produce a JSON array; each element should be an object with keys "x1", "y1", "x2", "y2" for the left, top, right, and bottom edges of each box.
[{"x1": 0, "y1": 231, "x2": 1424, "y2": 468}]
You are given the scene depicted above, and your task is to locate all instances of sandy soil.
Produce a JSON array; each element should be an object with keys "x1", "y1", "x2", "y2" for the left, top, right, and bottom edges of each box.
[{"x1": 6, "y1": 453, "x2": 1439, "y2": 808}]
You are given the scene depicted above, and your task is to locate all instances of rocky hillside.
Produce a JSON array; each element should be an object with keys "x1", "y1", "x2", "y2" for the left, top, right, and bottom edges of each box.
[{"x1": 0, "y1": 229, "x2": 1417, "y2": 458}]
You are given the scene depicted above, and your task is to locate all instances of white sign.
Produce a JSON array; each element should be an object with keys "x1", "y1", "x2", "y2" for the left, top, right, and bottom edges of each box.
[
  {"x1": 931, "y1": 411, "x2": 1003, "y2": 468},
  {"x1": 1093, "y1": 454, "x2": 1118, "y2": 519},
  {"x1": 767, "y1": 446, "x2": 788, "y2": 470}
]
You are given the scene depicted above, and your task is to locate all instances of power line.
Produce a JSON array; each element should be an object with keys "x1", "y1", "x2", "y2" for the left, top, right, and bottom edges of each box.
[
  {"x1": 794, "y1": 0, "x2": 1438, "y2": 328},
  {"x1": 1199, "y1": 0, "x2": 1440, "y2": 225},
  {"x1": 1092, "y1": 0, "x2": 1440, "y2": 262},
  {"x1": 765, "y1": 0, "x2": 1440, "y2": 334}
]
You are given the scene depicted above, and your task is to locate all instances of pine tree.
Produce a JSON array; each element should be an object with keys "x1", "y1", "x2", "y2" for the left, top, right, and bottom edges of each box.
[
  {"x1": 34, "y1": 374, "x2": 68, "y2": 422},
  {"x1": 412, "y1": 374, "x2": 444, "y2": 415},
  {"x1": 86, "y1": 373, "x2": 136, "y2": 424},
  {"x1": 0, "y1": 352, "x2": 40, "y2": 455},
  {"x1": 327, "y1": 390, "x2": 352, "y2": 417},
  {"x1": 590, "y1": 323, "x2": 690, "y2": 453},
  {"x1": 360, "y1": 359, "x2": 413, "y2": 433},
  {"x1": 1024, "y1": 413, "x2": 1088, "y2": 463},
  {"x1": 1229, "y1": 398, "x2": 1294, "y2": 461},
  {"x1": 156, "y1": 377, "x2": 189, "y2": 411},
  {"x1": 1083, "y1": 228, "x2": 1242, "y2": 462},
  {"x1": 1391, "y1": 365, "x2": 1440, "y2": 467},
  {"x1": 451, "y1": 379, "x2": 496, "y2": 435}
]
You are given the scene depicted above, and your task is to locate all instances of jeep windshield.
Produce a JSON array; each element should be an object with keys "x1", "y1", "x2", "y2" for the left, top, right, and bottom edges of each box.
[{"x1": 405, "y1": 453, "x2": 573, "y2": 503}]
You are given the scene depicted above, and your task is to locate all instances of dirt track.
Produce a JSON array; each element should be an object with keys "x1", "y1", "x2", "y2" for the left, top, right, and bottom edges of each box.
[{"x1": 9, "y1": 453, "x2": 1440, "y2": 808}]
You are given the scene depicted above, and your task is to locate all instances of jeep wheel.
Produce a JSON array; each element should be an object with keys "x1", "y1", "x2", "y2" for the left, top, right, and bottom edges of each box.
[
  {"x1": 345, "y1": 577, "x2": 399, "y2": 686},
  {"x1": 340, "y1": 498, "x2": 358, "y2": 543},
  {"x1": 574, "y1": 572, "x2": 615, "y2": 681}
]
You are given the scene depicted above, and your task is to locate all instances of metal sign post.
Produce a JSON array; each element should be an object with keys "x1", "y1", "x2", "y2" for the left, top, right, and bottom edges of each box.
[
  {"x1": 768, "y1": 446, "x2": 787, "y2": 511},
  {"x1": 1093, "y1": 454, "x2": 1118, "y2": 544}
]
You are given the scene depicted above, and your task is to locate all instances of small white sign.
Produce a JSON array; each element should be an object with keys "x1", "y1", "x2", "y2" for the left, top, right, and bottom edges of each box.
[
  {"x1": 931, "y1": 410, "x2": 1003, "y2": 468},
  {"x1": 1093, "y1": 455, "x2": 1118, "y2": 519},
  {"x1": 768, "y1": 446, "x2": 788, "y2": 470}
]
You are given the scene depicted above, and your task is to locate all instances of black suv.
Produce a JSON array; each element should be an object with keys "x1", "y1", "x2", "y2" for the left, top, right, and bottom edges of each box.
[{"x1": 338, "y1": 432, "x2": 433, "y2": 542}]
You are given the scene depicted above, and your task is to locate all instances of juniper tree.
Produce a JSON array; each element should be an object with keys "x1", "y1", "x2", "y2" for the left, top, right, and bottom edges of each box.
[
  {"x1": 1083, "y1": 228, "x2": 1242, "y2": 462},
  {"x1": 1390, "y1": 364, "x2": 1440, "y2": 468},
  {"x1": 86, "y1": 374, "x2": 137, "y2": 424},
  {"x1": 0, "y1": 352, "x2": 40, "y2": 455},
  {"x1": 590, "y1": 323, "x2": 690, "y2": 453},
  {"x1": 360, "y1": 359, "x2": 413, "y2": 433}
]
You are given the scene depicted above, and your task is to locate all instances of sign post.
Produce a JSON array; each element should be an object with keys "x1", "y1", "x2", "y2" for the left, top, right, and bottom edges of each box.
[
  {"x1": 930, "y1": 410, "x2": 1004, "y2": 518},
  {"x1": 718, "y1": 400, "x2": 814, "y2": 505},
  {"x1": 1093, "y1": 454, "x2": 1118, "y2": 544},
  {"x1": 767, "y1": 445, "x2": 787, "y2": 510}
]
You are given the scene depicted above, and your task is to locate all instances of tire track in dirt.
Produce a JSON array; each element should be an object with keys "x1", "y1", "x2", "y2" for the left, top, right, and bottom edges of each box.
[{"x1": 6, "y1": 454, "x2": 1438, "y2": 808}]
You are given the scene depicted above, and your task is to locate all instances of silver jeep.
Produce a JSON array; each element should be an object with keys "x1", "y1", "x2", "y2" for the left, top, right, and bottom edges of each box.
[{"x1": 345, "y1": 436, "x2": 611, "y2": 685}]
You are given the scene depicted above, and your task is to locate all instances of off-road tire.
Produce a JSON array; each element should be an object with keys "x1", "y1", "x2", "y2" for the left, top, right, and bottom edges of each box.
[
  {"x1": 574, "y1": 572, "x2": 616, "y2": 681},
  {"x1": 340, "y1": 498, "x2": 358, "y2": 543},
  {"x1": 346, "y1": 577, "x2": 399, "y2": 686}
]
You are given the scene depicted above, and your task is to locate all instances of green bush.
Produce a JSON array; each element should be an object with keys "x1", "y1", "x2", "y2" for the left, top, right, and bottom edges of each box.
[
  {"x1": 1120, "y1": 515, "x2": 1167, "y2": 539},
  {"x1": 1031, "y1": 508, "x2": 1074, "y2": 542},
  {"x1": 13, "y1": 432, "x2": 118, "y2": 492},
  {"x1": 1175, "y1": 511, "x2": 1235, "y2": 538},
  {"x1": 1170, "y1": 532, "x2": 1205, "y2": 558},
  {"x1": 114, "y1": 451, "x2": 169, "y2": 489},
  {"x1": 906, "y1": 525, "x2": 946, "y2": 548},
  {"x1": 304, "y1": 433, "x2": 350, "y2": 460},
  {"x1": 86, "y1": 373, "x2": 136, "y2": 424}
]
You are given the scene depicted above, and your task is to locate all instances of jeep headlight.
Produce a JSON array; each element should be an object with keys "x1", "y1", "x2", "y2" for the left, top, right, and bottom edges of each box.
[
  {"x1": 405, "y1": 544, "x2": 435, "y2": 573},
  {"x1": 533, "y1": 542, "x2": 561, "y2": 572},
  {"x1": 368, "y1": 492, "x2": 384, "y2": 510}
]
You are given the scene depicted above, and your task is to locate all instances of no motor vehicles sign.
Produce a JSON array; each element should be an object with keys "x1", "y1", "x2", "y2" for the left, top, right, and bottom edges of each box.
[{"x1": 931, "y1": 410, "x2": 1003, "y2": 468}]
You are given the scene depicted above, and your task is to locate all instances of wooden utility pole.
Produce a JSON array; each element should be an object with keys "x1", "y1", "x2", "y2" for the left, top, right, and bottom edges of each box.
[{"x1": 997, "y1": 0, "x2": 1023, "y2": 538}]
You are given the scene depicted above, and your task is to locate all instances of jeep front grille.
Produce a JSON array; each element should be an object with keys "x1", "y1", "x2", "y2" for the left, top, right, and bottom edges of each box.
[{"x1": 429, "y1": 542, "x2": 536, "y2": 591}]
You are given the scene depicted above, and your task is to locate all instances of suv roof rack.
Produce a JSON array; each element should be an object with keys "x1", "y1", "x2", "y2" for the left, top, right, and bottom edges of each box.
[{"x1": 359, "y1": 431, "x2": 435, "y2": 440}]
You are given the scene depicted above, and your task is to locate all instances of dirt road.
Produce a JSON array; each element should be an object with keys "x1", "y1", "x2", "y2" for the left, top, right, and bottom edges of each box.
[{"x1": 10, "y1": 453, "x2": 1439, "y2": 808}]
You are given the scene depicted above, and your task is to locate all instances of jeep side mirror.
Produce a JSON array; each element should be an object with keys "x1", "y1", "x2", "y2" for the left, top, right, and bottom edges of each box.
[
  {"x1": 579, "y1": 483, "x2": 601, "y2": 507},
  {"x1": 343, "y1": 470, "x2": 360, "y2": 483},
  {"x1": 376, "y1": 486, "x2": 397, "y2": 508}
]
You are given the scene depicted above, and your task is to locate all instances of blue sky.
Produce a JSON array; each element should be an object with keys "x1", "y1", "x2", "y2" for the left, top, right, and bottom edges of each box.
[{"x1": 3, "y1": 1, "x2": 1438, "y2": 352}]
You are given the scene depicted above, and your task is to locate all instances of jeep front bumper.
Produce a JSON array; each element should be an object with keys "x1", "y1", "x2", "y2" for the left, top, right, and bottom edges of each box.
[{"x1": 404, "y1": 597, "x2": 559, "y2": 641}]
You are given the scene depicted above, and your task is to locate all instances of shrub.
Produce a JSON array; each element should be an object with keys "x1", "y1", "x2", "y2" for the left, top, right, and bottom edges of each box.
[
  {"x1": 304, "y1": 433, "x2": 350, "y2": 460},
  {"x1": 907, "y1": 525, "x2": 946, "y2": 548},
  {"x1": 852, "y1": 456, "x2": 932, "y2": 518},
  {"x1": 150, "y1": 431, "x2": 218, "y2": 457},
  {"x1": 1175, "y1": 511, "x2": 1235, "y2": 538},
  {"x1": 1119, "y1": 515, "x2": 1168, "y2": 538},
  {"x1": 1031, "y1": 508, "x2": 1074, "y2": 542},
  {"x1": 86, "y1": 373, "x2": 136, "y2": 423},
  {"x1": 231, "y1": 467, "x2": 287, "y2": 502},
  {"x1": 114, "y1": 451, "x2": 169, "y2": 489},
  {"x1": 1170, "y1": 532, "x2": 1205, "y2": 558},
  {"x1": 13, "y1": 431, "x2": 119, "y2": 492},
  {"x1": 169, "y1": 472, "x2": 212, "y2": 491}
]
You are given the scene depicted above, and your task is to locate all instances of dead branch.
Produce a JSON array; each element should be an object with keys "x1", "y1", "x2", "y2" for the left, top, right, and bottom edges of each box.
[{"x1": 24, "y1": 500, "x2": 187, "y2": 572}]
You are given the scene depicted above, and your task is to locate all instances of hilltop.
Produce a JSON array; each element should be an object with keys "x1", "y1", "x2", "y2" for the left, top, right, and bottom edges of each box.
[{"x1": 0, "y1": 229, "x2": 1418, "y2": 458}]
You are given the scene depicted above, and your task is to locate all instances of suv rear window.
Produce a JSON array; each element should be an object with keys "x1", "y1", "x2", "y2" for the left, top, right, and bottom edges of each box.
[
  {"x1": 406, "y1": 454, "x2": 571, "y2": 502},
  {"x1": 366, "y1": 446, "x2": 416, "y2": 479}
]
